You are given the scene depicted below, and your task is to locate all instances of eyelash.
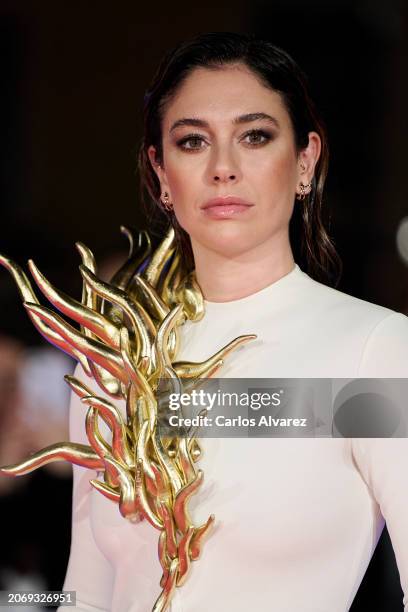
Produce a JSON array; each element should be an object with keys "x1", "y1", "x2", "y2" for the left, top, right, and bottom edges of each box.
[{"x1": 176, "y1": 129, "x2": 273, "y2": 151}]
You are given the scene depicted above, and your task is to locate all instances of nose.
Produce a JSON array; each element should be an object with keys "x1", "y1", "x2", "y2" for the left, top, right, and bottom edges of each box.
[
  {"x1": 207, "y1": 144, "x2": 241, "y2": 184},
  {"x1": 214, "y1": 173, "x2": 236, "y2": 182}
]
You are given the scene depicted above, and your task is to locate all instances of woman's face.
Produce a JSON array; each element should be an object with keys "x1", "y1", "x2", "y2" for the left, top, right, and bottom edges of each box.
[{"x1": 149, "y1": 63, "x2": 320, "y2": 260}]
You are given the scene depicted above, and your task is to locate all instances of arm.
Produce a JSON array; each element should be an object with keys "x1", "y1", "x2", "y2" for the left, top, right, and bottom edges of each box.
[
  {"x1": 353, "y1": 310, "x2": 408, "y2": 609},
  {"x1": 58, "y1": 364, "x2": 114, "y2": 611},
  {"x1": 357, "y1": 312, "x2": 408, "y2": 377},
  {"x1": 351, "y1": 437, "x2": 408, "y2": 610}
]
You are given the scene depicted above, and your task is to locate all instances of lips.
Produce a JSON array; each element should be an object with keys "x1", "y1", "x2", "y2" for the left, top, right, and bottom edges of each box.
[{"x1": 201, "y1": 196, "x2": 254, "y2": 210}]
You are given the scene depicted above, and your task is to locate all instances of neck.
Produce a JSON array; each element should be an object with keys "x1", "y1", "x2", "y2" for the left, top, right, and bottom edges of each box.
[{"x1": 191, "y1": 232, "x2": 295, "y2": 303}]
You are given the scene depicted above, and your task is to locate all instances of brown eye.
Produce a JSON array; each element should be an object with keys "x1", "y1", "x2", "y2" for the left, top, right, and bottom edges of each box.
[
  {"x1": 177, "y1": 133, "x2": 207, "y2": 151},
  {"x1": 241, "y1": 129, "x2": 272, "y2": 146}
]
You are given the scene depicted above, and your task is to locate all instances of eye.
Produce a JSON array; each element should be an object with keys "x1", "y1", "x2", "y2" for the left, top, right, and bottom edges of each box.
[
  {"x1": 241, "y1": 129, "x2": 272, "y2": 146},
  {"x1": 176, "y1": 133, "x2": 207, "y2": 151}
]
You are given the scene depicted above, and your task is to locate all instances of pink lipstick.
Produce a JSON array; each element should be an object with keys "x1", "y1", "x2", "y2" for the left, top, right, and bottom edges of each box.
[{"x1": 200, "y1": 196, "x2": 254, "y2": 219}]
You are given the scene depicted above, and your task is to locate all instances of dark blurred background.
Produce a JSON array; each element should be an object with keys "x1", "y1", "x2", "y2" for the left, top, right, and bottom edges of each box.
[{"x1": 0, "y1": 1, "x2": 407, "y2": 610}]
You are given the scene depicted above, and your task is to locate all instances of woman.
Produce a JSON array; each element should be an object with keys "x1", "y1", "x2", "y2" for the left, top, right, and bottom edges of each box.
[{"x1": 60, "y1": 33, "x2": 408, "y2": 611}]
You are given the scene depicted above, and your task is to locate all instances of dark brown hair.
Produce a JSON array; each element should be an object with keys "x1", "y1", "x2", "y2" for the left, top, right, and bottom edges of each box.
[{"x1": 138, "y1": 32, "x2": 342, "y2": 286}]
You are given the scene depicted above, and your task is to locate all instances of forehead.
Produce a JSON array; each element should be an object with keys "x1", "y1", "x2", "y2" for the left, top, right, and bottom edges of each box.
[{"x1": 162, "y1": 64, "x2": 291, "y2": 129}]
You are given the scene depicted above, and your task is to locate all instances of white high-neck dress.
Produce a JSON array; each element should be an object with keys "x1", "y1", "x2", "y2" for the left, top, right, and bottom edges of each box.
[{"x1": 59, "y1": 264, "x2": 408, "y2": 612}]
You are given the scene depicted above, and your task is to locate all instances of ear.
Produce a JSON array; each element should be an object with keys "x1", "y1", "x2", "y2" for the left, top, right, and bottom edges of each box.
[
  {"x1": 147, "y1": 145, "x2": 171, "y2": 198},
  {"x1": 296, "y1": 131, "x2": 321, "y2": 185}
]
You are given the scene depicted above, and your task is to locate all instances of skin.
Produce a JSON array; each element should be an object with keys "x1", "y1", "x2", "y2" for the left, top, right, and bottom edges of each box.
[{"x1": 148, "y1": 63, "x2": 321, "y2": 302}]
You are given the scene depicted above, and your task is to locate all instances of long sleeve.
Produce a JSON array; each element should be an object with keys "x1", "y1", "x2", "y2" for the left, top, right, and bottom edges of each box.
[
  {"x1": 352, "y1": 310, "x2": 408, "y2": 609},
  {"x1": 351, "y1": 438, "x2": 408, "y2": 609},
  {"x1": 357, "y1": 312, "x2": 408, "y2": 377},
  {"x1": 58, "y1": 364, "x2": 114, "y2": 611}
]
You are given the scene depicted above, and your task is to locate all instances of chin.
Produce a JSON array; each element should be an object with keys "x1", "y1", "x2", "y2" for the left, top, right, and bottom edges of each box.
[{"x1": 195, "y1": 233, "x2": 262, "y2": 260}]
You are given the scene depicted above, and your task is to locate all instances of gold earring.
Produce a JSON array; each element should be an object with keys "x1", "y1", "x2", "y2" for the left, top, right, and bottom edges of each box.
[
  {"x1": 296, "y1": 181, "x2": 313, "y2": 201},
  {"x1": 161, "y1": 192, "x2": 173, "y2": 212}
]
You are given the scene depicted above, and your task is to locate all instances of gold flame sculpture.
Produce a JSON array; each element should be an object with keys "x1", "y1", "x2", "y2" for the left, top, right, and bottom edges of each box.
[{"x1": 0, "y1": 225, "x2": 256, "y2": 611}]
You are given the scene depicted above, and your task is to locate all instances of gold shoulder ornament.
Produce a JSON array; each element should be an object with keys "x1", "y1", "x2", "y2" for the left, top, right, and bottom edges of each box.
[{"x1": 0, "y1": 226, "x2": 256, "y2": 611}]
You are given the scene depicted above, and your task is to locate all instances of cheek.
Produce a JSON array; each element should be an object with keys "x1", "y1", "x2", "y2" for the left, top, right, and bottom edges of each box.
[
  {"x1": 248, "y1": 147, "x2": 298, "y2": 230},
  {"x1": 162, "y1": 161, "x2": 199, "y2": 233},
  {"x1": 164, "y1": 155, "x2": 200, "y2": 203},
  {"x1": 255, "y1": 146, "x2": 298, "y2": 189}
]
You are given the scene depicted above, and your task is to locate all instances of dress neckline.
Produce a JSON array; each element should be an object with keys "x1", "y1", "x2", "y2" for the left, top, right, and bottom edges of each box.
[{"x1": 202, "y1": 263, "x2": 304, "y2": 311}]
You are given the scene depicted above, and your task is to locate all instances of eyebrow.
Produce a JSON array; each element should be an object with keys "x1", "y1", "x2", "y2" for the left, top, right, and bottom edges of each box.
[{"x1": 169, "y1": 112, "x2": 280, "y2": 133}]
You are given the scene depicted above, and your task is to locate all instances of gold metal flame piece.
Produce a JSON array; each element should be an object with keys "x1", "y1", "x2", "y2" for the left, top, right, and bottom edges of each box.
[{"x1": 0, "y1": 226, "x2": 256, "y2": 611}]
